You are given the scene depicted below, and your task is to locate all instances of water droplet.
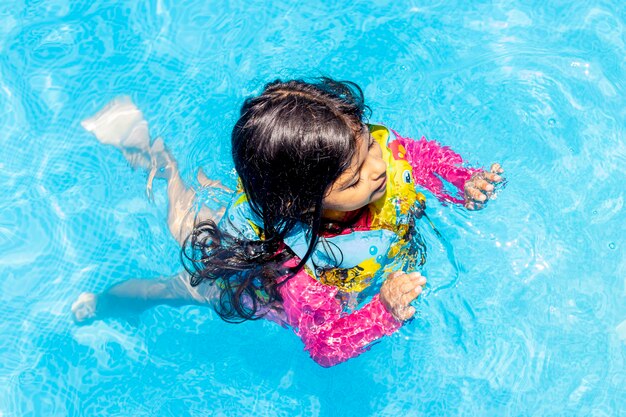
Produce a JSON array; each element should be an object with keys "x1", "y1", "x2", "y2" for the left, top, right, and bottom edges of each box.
[
  {"x1": 592, "y1": 210, "x2": 597, "y2": 215},
  {"x1": 369, "y1": 245, "x2": 378, "y2": 255},
  {"x1": 608, "y1": 242, "x2": 616, "y2": 250},
  {"x1": 548, "y1": 118, "x2": 556, "y2": 127}
]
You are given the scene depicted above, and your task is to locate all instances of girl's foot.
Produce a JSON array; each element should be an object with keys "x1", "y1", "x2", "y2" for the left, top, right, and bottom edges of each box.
[
  {"x1": 82, "y1": 97, "x2": 177, "y2": 199},
  {"x1": 81, "y1": 97, "x2": 152, "y2": 170},
  {"x1": 71, "y1": 292, "x2": 98, "y2": 324}
]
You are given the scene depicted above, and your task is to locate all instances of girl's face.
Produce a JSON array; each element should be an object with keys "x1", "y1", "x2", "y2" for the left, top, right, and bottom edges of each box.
[{"x1": 322, "y1": 126, "x2": 388, "y2": 214}]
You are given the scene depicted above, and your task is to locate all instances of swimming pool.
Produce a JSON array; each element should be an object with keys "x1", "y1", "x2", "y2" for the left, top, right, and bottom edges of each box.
[{"x1": 1, "y1": 0, "x2": 624, "y2": 415}]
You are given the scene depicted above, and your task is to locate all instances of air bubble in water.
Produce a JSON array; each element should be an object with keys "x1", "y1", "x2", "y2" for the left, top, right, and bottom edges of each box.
[
  {"x1": 548, "y1": 118, "x2": 556, "y2": 127},
  {"x1": 608, "y1": 242, "x2": 616, "y2": 250}
]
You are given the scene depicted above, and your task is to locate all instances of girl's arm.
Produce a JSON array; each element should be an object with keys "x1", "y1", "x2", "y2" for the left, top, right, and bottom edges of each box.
[
  {"x1": 393, "y1": 130, "x2": 476, "y2": 204},
  {"x1": 277, "y1": 268, "x2": 403, "y2": 368},
  {"x1": 392, "y1": 130, "x2": 503, "y2": 207}
]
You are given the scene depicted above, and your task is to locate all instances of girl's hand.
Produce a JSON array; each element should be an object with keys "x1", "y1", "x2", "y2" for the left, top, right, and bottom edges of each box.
[
  {"x1": 380, "y1": 271, "x2": 427, "y2": 321},
  {"x1": 464, "y1": 163, "x2": 504, "y2": 210}
]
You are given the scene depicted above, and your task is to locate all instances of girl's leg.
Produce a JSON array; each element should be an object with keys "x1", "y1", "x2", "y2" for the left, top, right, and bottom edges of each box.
[
  {"x1": 74, "y1": 98, "x2": 226, "y2": 323},
  {"x1": 71, "y1": 272, "x2": 218, "y2": 323},
  {"x1": 150, "y1": 138, "x2": 227, "y2": 245},
  {"x1": 81, "y1": 96, "x2": 228, "y2": 245}
]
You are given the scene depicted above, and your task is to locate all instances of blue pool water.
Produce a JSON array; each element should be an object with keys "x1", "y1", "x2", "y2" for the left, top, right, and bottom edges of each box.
[{"x1": 1, "y1": 1, "x2": 625, "y2": 415}]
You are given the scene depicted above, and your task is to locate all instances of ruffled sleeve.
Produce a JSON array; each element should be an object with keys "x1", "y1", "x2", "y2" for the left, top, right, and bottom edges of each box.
[
  {"x1": 277, "y1": 263, "x2": 402, "y2": 368},
  {"x1": 393, "y1": 130, "x2": 477, "y2": 204}
]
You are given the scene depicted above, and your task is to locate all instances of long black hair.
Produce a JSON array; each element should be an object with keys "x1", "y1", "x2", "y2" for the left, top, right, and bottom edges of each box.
[{"x1": 182, "y1": 78, "x2": 370, "y2": 322}]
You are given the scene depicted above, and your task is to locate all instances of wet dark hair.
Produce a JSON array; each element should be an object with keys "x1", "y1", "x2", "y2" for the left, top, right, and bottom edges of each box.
[{"x1": 182, "y1": 78, "x2": 370, "y2": 322}]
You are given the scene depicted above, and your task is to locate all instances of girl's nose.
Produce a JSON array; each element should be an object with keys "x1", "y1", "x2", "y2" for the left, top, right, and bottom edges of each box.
[
  {"x1": 371, "y1": 155, "x2": 387, "y2": 179},
  {"x1": 367, "y1": 142, "x2": 387, "y2": 180}
]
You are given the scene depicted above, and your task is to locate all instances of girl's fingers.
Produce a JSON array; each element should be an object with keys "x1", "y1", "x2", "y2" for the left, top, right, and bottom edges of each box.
[
  {"x1": 400, "y1": 280, "x2": 416, "y2": 293},
  {"x1": 465, "y1": 183, "x2": 487, "y2": 202},
  {"x1": 399, "y1": 273, "x2": 425, "y2": 292},
  {"x1": 383, "y1": 272, "x2": 427, "y2": 319},
  {"x1": 400, "y1": 285, "x2": 423, "y2": 305},
  {"x1": 405, "y1": 271, "x2": 424, "y2": 284},
  {"x1": 409, "y1": 273, "x2": 426, "y2": 287},
  {"x1": 396, "y1": 305, "x2": 416, "y2": 321},
  {"x1": 381, "y1": 271, "x2": 426, "y2": 321},
  {"x1": 464, "y1": 200, "x2": 485, "y2": 210},
  {"x1": 474, "y1": 178, "x2": 494, "y2": 192},
  {"x1": 490, "y1": 163, "x2": 504, "y2": 174},
  {"x1": 483, "y1": 172, "x2": 502, "y2": 183}
]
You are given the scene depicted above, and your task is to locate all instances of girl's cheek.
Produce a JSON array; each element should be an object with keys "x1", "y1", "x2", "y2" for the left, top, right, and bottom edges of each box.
[{"x1": 373, "y1": 142, "x2": 383, "y2": 156}]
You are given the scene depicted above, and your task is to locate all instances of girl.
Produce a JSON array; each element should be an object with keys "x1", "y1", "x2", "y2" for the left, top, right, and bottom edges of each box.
[{"x1": 72, "y1": 78, "x2": 503, "y2": 367}]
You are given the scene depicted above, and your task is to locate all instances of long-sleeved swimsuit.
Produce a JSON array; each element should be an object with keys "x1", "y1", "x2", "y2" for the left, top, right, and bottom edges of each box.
[{"x1": 219, "y1": 124, "x2": 475, "y2": 367}]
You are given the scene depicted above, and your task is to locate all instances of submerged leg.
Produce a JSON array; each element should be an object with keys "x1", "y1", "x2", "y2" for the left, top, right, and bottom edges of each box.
[
  {"x1": 81, "y1": 96, "x2": 153, "y2": 171},
  {"x1": 82, "y1": 96, "x2": 229, "y2": 245},
  {"x1": 75, "y1": 98, "x2": 228, "y2": 323},
  {"x1": 151, "y1": 137, "x2": 227, "y2": 245},
  {"x1": 71, "y1": 271, "x2": 218, "y2": 324}
]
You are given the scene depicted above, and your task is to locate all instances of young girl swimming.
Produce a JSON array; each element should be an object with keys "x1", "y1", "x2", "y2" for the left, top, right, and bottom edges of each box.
[{"x1": 72, "y1": 78, "x2": 503, "y2": 367}]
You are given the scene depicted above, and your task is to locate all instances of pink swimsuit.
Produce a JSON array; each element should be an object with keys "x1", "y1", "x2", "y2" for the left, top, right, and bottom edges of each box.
[{"x1": 221, "y1": 125, "x2": 475, "y2": 367}]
